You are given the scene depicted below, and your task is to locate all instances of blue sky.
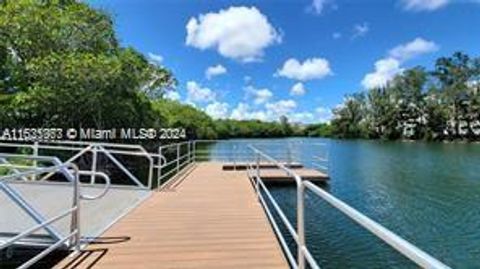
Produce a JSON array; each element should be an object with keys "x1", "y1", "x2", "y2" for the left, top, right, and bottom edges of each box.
[{"x1": 88, "y1": 0, "x2": 480, "y2": 123}]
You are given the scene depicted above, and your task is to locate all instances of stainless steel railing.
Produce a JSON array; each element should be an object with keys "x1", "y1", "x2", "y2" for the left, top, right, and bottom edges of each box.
[
  {"x1": 0, "y1": 153, "x2": 111, "y2": 200},
  {"x1": 0, "y1": 141, "x2": 155, "y2": 189},
  {"x1": 248, "y1": 145, "x2": 451, "y2": 269},
  {"x1": 0, "y1": 163, "x2": 81, "y2": 269}
]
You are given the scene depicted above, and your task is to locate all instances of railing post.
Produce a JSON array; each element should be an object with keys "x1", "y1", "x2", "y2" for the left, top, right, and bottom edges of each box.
[
  {"x1": 256, "y1": 152, "x2": 260, "y2": 196},
  {"x1": 297, "y1": 180, "x2": 305, "y2": 269},
  {"x1": 176, "y1": 143, "x2": 180, "y2": 173},
  {"x1": 32, "y1": 142, "x2": 39, "y2": 181},
  {"x1": 233, "y1": 144, "x2": 237, "y2": 171},
  {"x1": 70, "y1": 165, "x2": 81, "y2": 251},
  {"x1": 90, "y1": 145, "x2": 98, "y2": 184},
  {"x1": 187, "y1": 141, "x2": 191, "y2": 164},
  {"x1": 193, "y1": 141, "x2": 197, "y2": 163},
  {"x1": 158, "y1": 146, "x2": 163, "y2": 189}
]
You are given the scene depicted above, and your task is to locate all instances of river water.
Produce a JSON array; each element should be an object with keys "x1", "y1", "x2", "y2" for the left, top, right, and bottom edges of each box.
[{"x1": 208, "y1": 138, "x2": 480, "y2": 268}]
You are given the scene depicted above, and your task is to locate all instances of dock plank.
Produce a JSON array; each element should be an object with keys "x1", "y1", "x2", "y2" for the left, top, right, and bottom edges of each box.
[{"x1": 54, "y1": 163, "x2": 288, "y2": 269}]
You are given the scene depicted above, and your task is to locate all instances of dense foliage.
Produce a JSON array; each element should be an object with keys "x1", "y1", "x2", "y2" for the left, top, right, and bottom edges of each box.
[
  {"x1": 0, "y1": 0, "x2": 330, "y2": 140},
  {"x1": 331, "y1": 52, "x2": 480, "y2": 141},
  {"x1": 0, "y1": 0, "x2": 175, "y2": 130}
]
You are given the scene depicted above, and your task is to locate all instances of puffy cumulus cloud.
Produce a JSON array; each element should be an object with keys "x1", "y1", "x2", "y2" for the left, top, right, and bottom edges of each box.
[
  {"x1": 164, "y1": 90, "x2": 180, "y2": 101},
  {"x1": 228, "y1": 100, "x2": 331, "y2": 123},
  {"x1": 362, "y1": 37, "x2": 438, "y2": 89},
  {"x1": 388, "y1": 38, "x2": 439, "y2": 62},
  {"x1": 244, "y1": 85, "x2": 273, "y2": 105},
  {"x1": 205, "y1": 64, "x2": 227, "y2": 80},
  {"x1": 290, "y1": 82, "x2": 307, "y2": 96},
  {"x1": 352, "y1": 22, "x2": 369, "y2": 39},
  {"x1": 400, "y1": 0, "x2": 449, "y2": 11},
  {"x1": 230, "y1": 103, "x2": 268, "y2": 121},
  {"x1": 148, "y1": 52, "x2": 163, "y2": 65},
  {"x1": 186, "y1": 6, "x2": 281, "y2": 62},
  {"x1": 205, "y1": 101, "x2": 230, "y2": 119},
  {"x1": 276, "y1": 58, "x2": 332, "y2": 81},
  {"x1": 362, "y1": 58, "x2": 403, "y2": 89},
  {"x1": 265, "y1": 99, "x2": 297, "y2": 116},
  {"x1": 186, "y1": 81, "x2": 216, "y2": 103}
]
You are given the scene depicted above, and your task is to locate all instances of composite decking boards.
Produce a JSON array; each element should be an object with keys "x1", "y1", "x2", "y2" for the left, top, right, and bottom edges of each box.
[{"x1": 55, "y1": 162, "x2": 288, "y2": 269}]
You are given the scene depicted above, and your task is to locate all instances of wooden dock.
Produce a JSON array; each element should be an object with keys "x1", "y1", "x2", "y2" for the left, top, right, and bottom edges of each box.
[
  {"x1": 55, "y1": 163, "x2": 288, "y2": 269},
  {"x1": 259, "y1": 168, "x2": 329, "y2": 184},
  {"x1": 222, "y1": 162, "x2": 304, "y2": 170}
]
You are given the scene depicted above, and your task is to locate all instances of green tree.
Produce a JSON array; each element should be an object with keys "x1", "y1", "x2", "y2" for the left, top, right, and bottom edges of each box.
[
  {"x1": 331, "y1": 93, "x2": 367, "y2": 138},
  {"x1": 0, "y1": 0, "x2": 175, "y2": 130}
]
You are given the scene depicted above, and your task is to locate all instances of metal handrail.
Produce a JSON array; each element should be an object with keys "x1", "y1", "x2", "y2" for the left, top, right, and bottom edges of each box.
[
  {"x1": 0, "y1": 141, "x2": 155, "y2": 189},
  {"x1": 0, "y1": 163, "x2": 81, "y2": 269},
  {"x1": 248, "y1": 145, "x2": 451, "y2": 269},
  {"x1": 78, "y1": 171, "x2": 111, "y2": 200}
]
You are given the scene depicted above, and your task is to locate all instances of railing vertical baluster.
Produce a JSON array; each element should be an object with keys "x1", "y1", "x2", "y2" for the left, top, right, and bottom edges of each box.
[
  {"x1": 32, "y1": 142, "x2": 39, "y2": 181},
  {"x1": 256, "y1": 152, "x2": 260, "y2": 197},
  {"x1": 73, "y1": 166, "x2": 81, "y2": 251},
  {"x1": 90, "y1": 145, "x2": 98, "y2": 184},
  {"x1": 158, "y1": 146, "x2": 163, "y2": 189},
  {"x1": 176, "y1": 143, "x2": 180, "y2": 173},
  {"x1": 297, "y1": 178, "x2": 305, "y2": 269},
  {"x1": 187, "y1": 141, "x2": 191, "y2": 164},
  {"x1": 193, "y1": 141, "x2": 197, "y2": 163}
]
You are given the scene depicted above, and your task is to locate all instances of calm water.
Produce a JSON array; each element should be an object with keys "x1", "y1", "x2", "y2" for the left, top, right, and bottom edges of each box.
[{"x1": 208, "y1": 138, "x2": 480, "y2": 268}]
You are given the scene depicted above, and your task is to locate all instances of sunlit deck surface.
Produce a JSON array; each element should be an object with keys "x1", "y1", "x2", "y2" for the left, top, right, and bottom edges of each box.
[{"x1": 55, "y1": 162, "x2": 288, "y2": 269}]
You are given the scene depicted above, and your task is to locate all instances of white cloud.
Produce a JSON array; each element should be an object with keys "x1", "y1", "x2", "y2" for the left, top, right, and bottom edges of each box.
[
  {"x1": 362, "y1": 37, "x2": 439, "y2": 89},
  {"x1": 164, "y1": 91, "x2": 180, "y2": 101},
  {"x1": 186, "y1": 6, "x2": 281, "y2": 62},
  {"x1": 290, "y1": 112, "x2": 315, "y2": 123},
  {"x1": 401, "y1": 0, "x2": 449, "y2": 11},
  {"x1": 205, "y1": 102, "x2": 230, "y2": 119},
  {"x1": 276, "y1": 58, "x2": 332, "y2": 81},
  {"x1": 205, "y1": 64, "x2": 227, "y2": 79},
  {"x1": 290, "y1": 82, "x2": 307, "y2": 96},
  {"x1": 362, "y1": 58, "x2": 403, "y2": 89},
  {"x1": 315, "y1": 107, "x2": 333, "y2": 123},
  {"x1": 228, "y1": 100, "x2": 329, "y2": 123},
  {"x1": 310, "y1": 0, "x2": 330, "y2": 14},
  {"x1": 265, "y1": 100, "x2": 297, "y2": 117},
  {"x1": 332, "y1": 32, "x2": 342, "y2": 39},
  {"x1": 388, "y1": 37, "x2": 439, "y2": 62},
  {"x1": 186, "y1": 81, "x2": 216, "y2": 103},
  {"x1": 244, "y1": 85, "x2": 273, "y2": 105},
  {"x1": 230, "y1": 103, "x2": 268, "y2": 121},
  {"x1": 148, "y1": 52, "x2": 163, "y2": 64},
  {"x1": 352, "y1": 23, "x2": 369, "y2": 39}
]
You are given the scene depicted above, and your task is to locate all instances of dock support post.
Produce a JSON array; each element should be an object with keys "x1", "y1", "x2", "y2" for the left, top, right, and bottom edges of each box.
[
  {"x1": 297, "y1": 179, "x2": 305, "y2": 269},
  {"x1": 90, "y1": 145, "x2": 98, "y2": 184}
]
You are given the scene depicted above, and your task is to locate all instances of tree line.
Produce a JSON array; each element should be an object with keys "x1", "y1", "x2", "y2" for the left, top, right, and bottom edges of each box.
[
  {"x1": 0, "y1": 0, "x2": 313, "y2": 141},
  {"x1": 331, "y1": 52, "x2": 480, "y2": 141}
]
